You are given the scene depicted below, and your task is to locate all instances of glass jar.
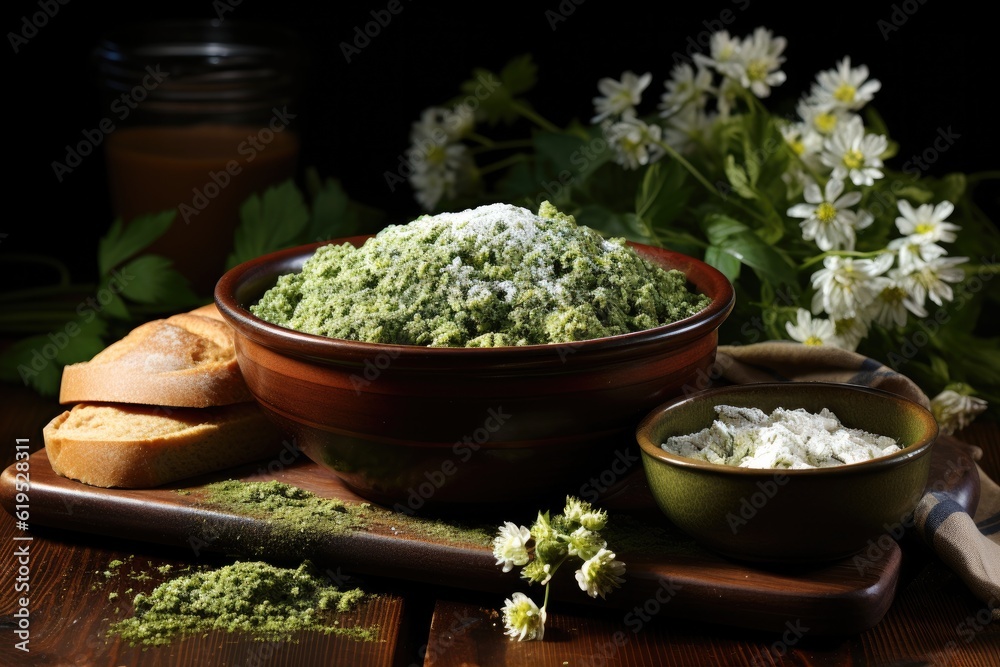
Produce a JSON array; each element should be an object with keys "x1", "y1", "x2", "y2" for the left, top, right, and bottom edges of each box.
[{"x1": 93, "y1": 19, "x2": 308, "y2": 296}]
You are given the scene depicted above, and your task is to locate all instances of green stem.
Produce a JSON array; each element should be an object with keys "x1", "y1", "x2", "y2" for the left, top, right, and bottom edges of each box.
[
  {"x1": 478, "y1": 153, "x2": 529, "y2": 176},
  {"x1": 510, "y1": 101, "x2": 562, "y2": 134},
  {"x1": 469, "y1": 139, "x2": 535, "y2": 155},
  {"x1": 965, "y1": 263, "x2": 1000, "y2": 275}
]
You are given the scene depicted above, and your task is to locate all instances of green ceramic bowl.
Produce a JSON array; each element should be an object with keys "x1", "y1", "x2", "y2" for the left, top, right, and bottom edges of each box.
[{"x1": 636, "y1": 382, "x2": 938, "y2": 564}]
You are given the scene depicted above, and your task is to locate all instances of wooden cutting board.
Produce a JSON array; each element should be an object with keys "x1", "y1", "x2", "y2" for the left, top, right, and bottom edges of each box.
[{"x1": 0, "y1": 436, "x2": 979, "y2": 637}]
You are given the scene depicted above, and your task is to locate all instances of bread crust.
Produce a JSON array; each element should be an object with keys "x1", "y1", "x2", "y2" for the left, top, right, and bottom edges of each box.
[
  {"x1": 43, "y1": 402, "x2": 285, "y2": 488},
  {"x1": 58, "y1": 303, "x2": 253, "y2": 407}
]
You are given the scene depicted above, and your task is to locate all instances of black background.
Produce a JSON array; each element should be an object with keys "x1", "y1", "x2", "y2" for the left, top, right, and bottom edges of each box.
[{"x1": 6, "y1": 0, "x2": 998, "y2": 289}]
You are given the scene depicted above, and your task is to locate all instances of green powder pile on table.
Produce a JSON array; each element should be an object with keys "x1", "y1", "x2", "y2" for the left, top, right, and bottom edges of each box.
[
  {"x1": 251, "y1": 201, "x2": 711, "y2": 347},
  {"x1": 108, "y1": 560, "x2": 374, "y2": 647}
]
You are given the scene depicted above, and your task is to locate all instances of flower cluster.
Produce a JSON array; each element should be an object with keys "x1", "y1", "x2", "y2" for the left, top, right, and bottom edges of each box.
[
  {"x1": 401, "y1": 27, "x2": 999, "y2": 430},
  {"x1": 493, "y1": 496, "x2": 625, "y2": 641}
]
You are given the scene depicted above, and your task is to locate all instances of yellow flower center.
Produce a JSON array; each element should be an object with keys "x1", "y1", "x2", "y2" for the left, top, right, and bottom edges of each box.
[
  {"x1": 880, "y1": 285, "x2": 906, "y2": 303},
  {"x1": 816, "y1": 202, "x2": 838, "y2": 223},
  {"x1": 789, "y1": 138, "x2": 805, "y2": 155},
  {"x1": 814, "y1": 112, "x2": 838, "y2": 134},
  {"x1": 804, "y1": 335, "x2": 825, "y2": 346},
  {"x1": 833, "y1": 83, "x2": 857, "y2": 103},
  {"x1": 915, "y1": 222, "x2": 934, "y2": 234},
  {"x1": 746, "y1": 60, "x2": 768, "y2": 82},
  {"x1": 834, "y1": 318, "x2": 856, "y2": 336},
  {"x1": 426, "y1": 144, "x2": 446, "y2": 166},
  {"x1": 842, "y1": 149, "x2": 865, "y2": 170}
]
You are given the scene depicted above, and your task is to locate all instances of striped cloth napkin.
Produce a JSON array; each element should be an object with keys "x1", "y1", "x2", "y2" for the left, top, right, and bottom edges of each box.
[{"x1": 713, "y1": 341, "x2": 999, "y2": 619}]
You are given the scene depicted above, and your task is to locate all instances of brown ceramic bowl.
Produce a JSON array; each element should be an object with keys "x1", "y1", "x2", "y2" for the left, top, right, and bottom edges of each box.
[
  {"x1": 637, "y1": 382, "x2": 939, "y2": 563},
  {"x1": 215, "y1": 236, "x2": 734, "y2": 512}
]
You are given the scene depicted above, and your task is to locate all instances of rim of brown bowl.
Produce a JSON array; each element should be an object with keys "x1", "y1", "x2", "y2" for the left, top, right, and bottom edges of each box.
[
  {"x1": 215, "y1": 235, "x2": 736, "y2": 370},
  {"x1": 636, "y1": 381, "x2": 939, "y2": 477}
]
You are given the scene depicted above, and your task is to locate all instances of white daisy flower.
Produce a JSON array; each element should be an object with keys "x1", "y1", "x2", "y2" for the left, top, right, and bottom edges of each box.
[
  {"x1": 780, "y1": 121, "x2": 825, "y2": 166},
  {"x1": 659, "y1": 62, "x2": 714, "y2": 117},
  {"x1": 868, "y1": 274, "x2": 926, "y2": 327},
  {"x1": 810, "y1": 253, "x2": 893, "y2": 320},
  {"x1": 565, "y1": 526, "x2": 606, "y2": 559},
  {"x1": 410, "y1": 168, "x2": 456, "y2": 211},
  {"x1": 605, "y1": 116, "x2": 665, "y2": 169},
  {"x1": 410, "y1": 106, "x2": 473, "y2": 143},
  {"x1": 492, "y1": 521, "x2": 532, "y2": 573},
  {"x1": 887, "y1": 237, "x2": 948, "y2": 274},
  {"x1": 894, "y1": 200, "x2": 960, "y2": 244},
  {"x1": 930, "y1": 385, "x2": 989, "y2": 435},
  {"x1": 591, "y1": 70, "x2": 653, "y2": 123},
  {"x1": 785, "y1": 308, "x2": 837, "y2": 346},
  {"x1": 796, "y1": 99, "x2": 853, "y2": 138},
  {"x1": 693, "y1": 30, "x2": 744, "y2": 80},
  {"x1": 787, "y1": 178, "x2": 873, "y2": 251},
  {"x1": 574, "y1": 547, "x2": 626, "y2": 599},
  {"x1": 833, "y1": 315, "x2": 870, "y2": 352},
  {"x1": 736, "y1": 27, "x2": 788, "y2": 98},
  {"x1": 807, "y1": 57, "x2": 882, "y2": 112},
  {"x1": 501, "y1": 592, "x2": 546, "y2": 641},
  {"x1": 663, "y1": 105, "x2": 716, "y2": 156},
  {"x1": 563, "y1": 496, "x2": 608, "y2": 531},
  {"x1": 820, "y1": 115, "x2": 888, "y2": 187},
  {"x1": 897, "y1": 254, "x2": 968, "y2": 308}
]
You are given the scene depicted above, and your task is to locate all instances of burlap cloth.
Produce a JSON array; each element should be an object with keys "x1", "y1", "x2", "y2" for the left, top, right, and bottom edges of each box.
[{"x1": 714, "y1": 341, "x2": 999, "y2": 618}]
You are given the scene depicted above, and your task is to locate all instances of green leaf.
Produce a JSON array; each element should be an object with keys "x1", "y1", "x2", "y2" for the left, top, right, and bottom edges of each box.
[
  {"x1": 499, "y1": 53, "x2": 537, "y2": 96},
  {"x1": 724, "y1": 156, "x2": 756, "y2": 200},
  {"x1": 455, "y1": 55, "x2": 537, "y2": 127},
  {"x1": 226, "y1": 179, "x2": 310, "y2": 269},
  {"x1": 0, "y1": 335, "x2": 62, "y2": 396},
  {"x1": 305, "y1": 176, "x2": 360, "y2": 242},
  {"x1": 635, "y1": 161, "x2": 694, "y2": 231},
  {"x1": 98, "y1": 210, "x2": 177, "y2": 276},
  {"x1": 716, "y1": 230, "x2": 798, "y2": 288},
  {"x1": 701, "y1": 214, "x2": 749, "y2": 246},
  {"x1": 704, "y1": 245, "x2": 742, "y2": 282},
  {"x1": 117, "y1": 255, "x2": 200, "y2": 306}
]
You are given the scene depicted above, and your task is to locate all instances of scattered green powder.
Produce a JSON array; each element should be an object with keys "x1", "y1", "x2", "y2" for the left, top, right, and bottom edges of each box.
[
  {"x1": 107, "y1": 560, "x2": 375, "y2": 647},
  {"x1": 250, "y1": 201, "x2": 711, "y2": 347},
  {"x1": 190, "y1": 479, "x2": 494, "y2": 548}
]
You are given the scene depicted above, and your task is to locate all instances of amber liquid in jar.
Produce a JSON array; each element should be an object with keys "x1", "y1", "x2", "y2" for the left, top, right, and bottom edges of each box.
[{"x1": 104, "y1": 124, "x2": 300, "y2": 294}]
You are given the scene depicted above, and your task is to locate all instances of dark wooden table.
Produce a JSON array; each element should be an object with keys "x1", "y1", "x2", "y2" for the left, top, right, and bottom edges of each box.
[{"x1": 2, "y1": 382, "x2": 998, "y2": 667}]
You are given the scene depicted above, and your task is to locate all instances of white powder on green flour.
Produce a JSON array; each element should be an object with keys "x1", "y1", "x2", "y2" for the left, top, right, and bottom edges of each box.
[{"x1": 661, "y1": 405, "x2": 901, "y2": 469}]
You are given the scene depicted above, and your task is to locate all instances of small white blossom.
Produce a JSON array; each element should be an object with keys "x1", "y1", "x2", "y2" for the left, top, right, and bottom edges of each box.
[
  {"x1": 894, "y1": 200, "x2": 960, "y2": 244},
  {"x1": 605, "y1": 116, "x2": 665, "y2": 169},
  {"x1": 868, "y1": 274, "x2": 925, "y2": 327},
  {"x1": 663, "y1": 105, "x2": 716, "y2": 156},
  {"x1": 659, "y1": 62, "x2": 714, "y2": 117},
  {"x1": 931, "y1": 385, "x2": 989, "y2": 435},
  {"x1": 693, "y1": 30, "x2": 744, "y2": 80},
  {"x1": 493, "y1": 522, "x2": 532, "y2": 573},
  {"x1": 820, "y1": 116, "x2": 888, "y2": 187},
  {"x1": 897, "y1": 254, "x2": 968, "y2": 309},
  {"x1": 736, "y1": 27, "x2": 788, "y2": 98},
  {"x1": 796, "y1": 100, "x2": 854, "y2": 138},
  {"x1": 833, "y1": 315, "x2": 870, "y2": 352},
  {"x1": 574, "y1": 548, "x2": 626, "y2": 599},
  {"x1": 787, "y1": 178, "x2": 873, "y2": 251},
  {"x1": 592, "y1": 70, "x2": 653, "y2": 123},
  {"x1": 810, "y1": 254, "x2": 893, "y2": 320},
  {"x1": 785, "y1": 308, "x2": 837, "y2": 346},
  {"x1": 807, "y1": 57, "x2": 882, "y2": 112},
  {"x1": 501, "y1": 592, "x2": 546, "y2": 641},
  {"x1": 887, "y1": 237, "x2": 948, "y2": 275}
]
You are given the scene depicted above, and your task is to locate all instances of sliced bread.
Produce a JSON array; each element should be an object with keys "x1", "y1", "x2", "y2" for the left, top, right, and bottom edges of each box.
[
  {"x1": 58, "y1": 303, "x2": 253, "y2": 408},
  {"x1": 43, "y1": 401, "x2": 285, "y2": 488}
]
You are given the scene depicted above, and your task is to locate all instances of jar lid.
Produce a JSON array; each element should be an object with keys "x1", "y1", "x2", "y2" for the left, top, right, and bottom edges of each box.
[{"x1": 93, "y1": 19, "x2": 308, "y2": 117}]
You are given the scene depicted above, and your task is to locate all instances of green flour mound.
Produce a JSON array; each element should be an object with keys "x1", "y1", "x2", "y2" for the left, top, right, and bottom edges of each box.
[
  {"x1": 251, "y1": 201, "x2": 711, "y2": 347},
  {"x1": 107, "y1": 560, "x2": 374, "y2": 647}
]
